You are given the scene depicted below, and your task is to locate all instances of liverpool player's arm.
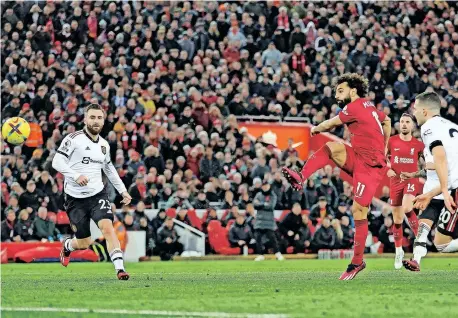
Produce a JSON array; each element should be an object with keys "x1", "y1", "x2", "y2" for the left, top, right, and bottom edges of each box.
[
  {"x1": 400, "y1": 152, "x2": 428, "y2": 180},
  {"x1": 311, "y1": 115, "x2": 343, "y2": 135},
  {"x1": 381, "y1": 116, "x2": 391, "y2": 155}
]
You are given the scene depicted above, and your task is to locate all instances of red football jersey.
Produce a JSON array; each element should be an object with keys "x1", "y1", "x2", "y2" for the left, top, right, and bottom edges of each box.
[
  {"x1": 339, "y1": 98, "x2": 387, "y2": 166},
  {"x1": 388, "y1": 135, "x2": 424, "y2": 176}
]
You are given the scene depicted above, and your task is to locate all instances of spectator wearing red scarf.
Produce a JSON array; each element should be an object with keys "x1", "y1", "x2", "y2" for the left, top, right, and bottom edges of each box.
[
  {"x1": 289, "y1": 44, "x2": 306, "y2": 75},
  {"x1": 128, "y1": 174, "x2": 147, "y2": 206}
]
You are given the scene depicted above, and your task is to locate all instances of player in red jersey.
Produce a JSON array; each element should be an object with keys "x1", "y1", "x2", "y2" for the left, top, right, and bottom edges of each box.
[
  {"x1": 386, "y1": 113, "x2": 424, "y2": 269},
  {"x1": 282, "y1": 73, "x2": 391, "y2": 280}
]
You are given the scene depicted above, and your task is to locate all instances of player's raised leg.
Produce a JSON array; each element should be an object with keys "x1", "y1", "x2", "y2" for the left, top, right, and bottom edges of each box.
[
  {"x1": 98, "y1": 219, "x2": 129, "y2": 280},
  {"x1": 60, "y1": 236, "x2": 91, "y2": 267},
  {"x1": 282, "y1": 141, "x2": 347, "y2": 190}
]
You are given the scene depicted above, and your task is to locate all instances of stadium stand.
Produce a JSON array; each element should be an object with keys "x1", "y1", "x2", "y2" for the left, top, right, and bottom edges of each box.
[{"x1": 2, "y1": 1, "x2": 458, "y2": 258}]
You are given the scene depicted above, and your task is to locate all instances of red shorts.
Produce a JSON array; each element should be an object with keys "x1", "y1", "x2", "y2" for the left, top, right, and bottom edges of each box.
[
  {"x1": 342, "y1": 144, "x2": 385, "y2": 207},
  {"x1": 389, "y1": 178, "x2": 421, "y2": 206}
]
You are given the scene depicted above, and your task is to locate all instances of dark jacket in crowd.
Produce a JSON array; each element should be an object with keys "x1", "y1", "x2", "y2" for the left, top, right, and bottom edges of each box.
[
  {"x1": 199, "y1": 156, "x2": 221, "y2": 183},
  {"x1": 157, "y1": 224, "x2": 179, "y2": 244},
  {"x1": 253, "y1": 189, "x2": 277, "y2": 230},
  {"x1": 228, "y1": 222, "x2": 254, "y2": 245},
  {"x1": 19, "y1": 189, "x2": 47, "y2": 212},
  {"x1": 14, "y1": 219, "x2": 34, "y2": 241},
  {"x1": 1, "y1": 220, "x2": 18, "y2": 242},
  {"x1": 340, "y1": 224, "x2": 354, "y2": 249},
  {"x1": 312, "y1": 226, "x2": 336, "y2": 249},
  {"x1": 378, "y1": 224, "x2": 395, "y2": 253},
  {"x1": 278, "y1": 212, "x2": 302, "y2": 237}
]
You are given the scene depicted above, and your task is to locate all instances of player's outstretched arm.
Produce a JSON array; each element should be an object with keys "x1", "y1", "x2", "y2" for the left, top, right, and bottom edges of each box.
[{"x1": 311, "y1": 115, "x2": 343, "y2": 135}]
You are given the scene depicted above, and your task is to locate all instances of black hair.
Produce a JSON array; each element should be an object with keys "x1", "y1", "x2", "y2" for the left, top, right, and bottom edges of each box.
[{"x1": 332, "y1": 73, "x2": 369, "y2": 97}]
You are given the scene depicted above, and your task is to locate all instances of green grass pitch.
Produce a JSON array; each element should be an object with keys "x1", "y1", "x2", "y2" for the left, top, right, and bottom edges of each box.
[{"x1": 2, "y1": 258, "x2": 458, "y2": 318}]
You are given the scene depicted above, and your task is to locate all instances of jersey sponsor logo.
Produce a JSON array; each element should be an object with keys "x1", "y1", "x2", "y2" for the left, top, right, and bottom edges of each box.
[
  {"x1": 423, "y1": 129, "x2": 432, "y2": 138},
  {"x1": 393, "y1": 156, "x2": 414, "y2": 164},
  {"x1": 101, "y1": 145, "x2": 106, "y2": 155},
  {"x1": 82, "y1": 157, "x2": 104, "y2": 164},
  {"x1": 394, "y1": 148, "x2": 400, "y2": 151}
]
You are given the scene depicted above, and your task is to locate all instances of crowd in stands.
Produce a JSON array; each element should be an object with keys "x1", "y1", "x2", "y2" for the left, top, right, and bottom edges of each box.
[{"x1": 2, "y1": 1, "x2": 455, "y2": 257}]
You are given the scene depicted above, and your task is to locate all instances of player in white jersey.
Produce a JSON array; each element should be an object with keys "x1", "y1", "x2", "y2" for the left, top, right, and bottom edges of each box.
[
  {"x1": 400, "y1": 92, "x2": 458, "y2": 271},
  {"x1": 52, "y1": 104, "x2": 132, "y2": 280}
]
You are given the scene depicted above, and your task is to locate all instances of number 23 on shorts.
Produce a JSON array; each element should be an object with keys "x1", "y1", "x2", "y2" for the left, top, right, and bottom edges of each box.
[{"x1": 99, "y1": 199, "x2": 111, "y2": 211}]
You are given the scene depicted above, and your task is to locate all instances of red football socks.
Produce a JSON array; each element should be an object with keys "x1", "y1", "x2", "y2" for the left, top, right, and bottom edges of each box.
[
  {"x1": 392, "y1": 223, "x2": 403, "y2": 248},
  {"x1": 406, "y1": 211, "x2": 419, "y2": 236},
  {"x1": 351, "y1": 219, "x2": 368, "y2": 265},
  {"x1": 300, "y1": 145, "x2": 332, "y2": 180}
]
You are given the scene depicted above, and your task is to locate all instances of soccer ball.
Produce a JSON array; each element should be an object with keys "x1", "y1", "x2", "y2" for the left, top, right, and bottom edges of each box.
[{"x1": 1, "y1": 117, "x2": 31, "y2": 145}]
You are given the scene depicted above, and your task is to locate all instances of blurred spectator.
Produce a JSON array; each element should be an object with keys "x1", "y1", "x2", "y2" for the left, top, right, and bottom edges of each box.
[
  {"x1": 157, "y1": 217, "x2": 183, "y2": 260},
  {"x1": 175, "y1": 207, "x2": 192, "y2": 227},
  {"x1": 310, "y1": 218, "x2": 336, "y2": 253},
  {"x1": 32, "y1": 207, "x2": 60, "y2": 242},
  {"x1": 14, "y1": 209, "x2": 34, "y2": 242},
  {"x1": 279, "y1": 203, "x2": 303, "y2": 248},
  {"x1": 1, "y1": 209, "x2": 20, "y2": 242},
  {"x1": 193, "y1": 190, "x2": 210, "y2": 209},
  {"x1": 228, "y1": 213, "x2": 256, "y2": 254},
  {"x1": 253, "y1": 182, "x2": 283, "y2": 261},
  {"x1": 378, "y1": 216, "x2": 395, "y2": 253},
  {"x1": 339, "y1": 216, "x2": 354, "y2": 249},
  {"x1": 19, "y1": 180, "x2": 48, "y2": 214},
  {"x1": 295, "y1": 214, "x2": 313, "y2": 253},
  {"x1": 316, "y1": 175, "x2": 338, "y2": 210},
  {"x1": 309, "y1": 196, "x2": 335, "y2": 226}
]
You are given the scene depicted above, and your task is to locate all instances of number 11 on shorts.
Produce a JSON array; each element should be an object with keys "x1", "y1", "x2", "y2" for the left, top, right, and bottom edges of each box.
[{"x1": 356, "y1": 182, "x2": 366, "y2": 197}]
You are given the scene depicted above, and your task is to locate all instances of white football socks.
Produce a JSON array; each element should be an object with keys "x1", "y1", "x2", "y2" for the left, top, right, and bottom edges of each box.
[
  {"x1": 64, "y1": 238, "x2": 76, "y2": 252},
  {"x1": 437, "y1": 239, "x2": 458, "y2": 253},
  {"x1": 109, "y1": 248, "x2": 125, "y2": 271},
  {"x1": 413, "y1": 222, "x2": 430, "y2": 264}
]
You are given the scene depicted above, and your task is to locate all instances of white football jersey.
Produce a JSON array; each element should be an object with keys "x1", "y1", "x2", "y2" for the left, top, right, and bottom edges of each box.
[
  {"x1": 52, "y1": 129, "x2": 127, "y2": 198},
  {"x1": 423, "y1": 148, "x2": 444, "y2": 200},
  {"x1": 421, "y1": 116, "x2": 458, "y2": 192}
]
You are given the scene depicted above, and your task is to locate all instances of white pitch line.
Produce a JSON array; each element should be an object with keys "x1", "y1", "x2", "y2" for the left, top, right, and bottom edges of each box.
[{"x1": 1, "y1": 307, "x2": 288, "y2": 318}]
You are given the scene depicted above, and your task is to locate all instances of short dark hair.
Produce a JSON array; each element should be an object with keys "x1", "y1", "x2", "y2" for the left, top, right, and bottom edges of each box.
[
  {"x1": 332, "y1": 73, "x2": 369, "y2": 97},
  {"x1": 84, "y1": 103, "x2": 105, "y2": 116},
  {"x1": 415, "y1": 91, "x2": 441, "y2": 109},
  {"x1": 401, "y1": 113, "x2": 414, "y2": 120}
]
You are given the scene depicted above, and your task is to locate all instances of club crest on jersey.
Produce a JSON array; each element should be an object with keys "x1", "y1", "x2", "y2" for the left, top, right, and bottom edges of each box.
[
  {"x1": 410, "y1": 148, "x2": 415, "y2": 155},
  {"x1": 101, "y1": 146, "x2": 106, "y2": 155}
]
